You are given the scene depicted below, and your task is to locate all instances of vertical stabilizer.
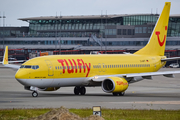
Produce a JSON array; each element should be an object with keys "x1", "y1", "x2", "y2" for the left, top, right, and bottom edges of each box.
[
  {"x1": 134, "y1": 2, "x2": 171, "y2": 56},
  {"x1": 3, "y1": 46, "x2": 8, "y2": 65}
]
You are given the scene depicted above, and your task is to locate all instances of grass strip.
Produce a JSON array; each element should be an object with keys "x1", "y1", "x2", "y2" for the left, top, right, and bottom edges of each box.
[{"x1": 0, "y1": 108, "x2": 180, "y2": 120}]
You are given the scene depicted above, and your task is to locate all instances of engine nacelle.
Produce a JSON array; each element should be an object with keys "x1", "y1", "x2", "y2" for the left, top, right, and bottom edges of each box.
[
  {"x1": 38, "y1": 87, "x2": 60, "y2": 91},
  {"x1": 102, "y1": 77, "x2": 128, "y2": 93}
]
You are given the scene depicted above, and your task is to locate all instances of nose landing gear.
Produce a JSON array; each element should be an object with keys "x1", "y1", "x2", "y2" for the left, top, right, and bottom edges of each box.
[
  {"x1": 30, "y1": 86, "x2": 39, "y2": 97},
  {"x1": 32, "y1": 91, "x2": 38, "y2": 97}
]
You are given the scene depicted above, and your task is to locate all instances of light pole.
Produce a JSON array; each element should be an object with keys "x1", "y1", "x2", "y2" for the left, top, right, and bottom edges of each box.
[
  {"x1": 100, "y1": 11, "x2": 102, "y2": 52},
  {"x1": 0, "y1": 12, "x2": 6, "y2": 52},
  {"x1": 3, "y1": 12, "x2": 5, "y2": 51},
  {"x1": 55, "y1": 14, "x2": 58, "y2": 51},
  {"x1": 59, "y1": 12, "x2": 62, "y2": 55},
  {"x1": 105, "y1": 10, "x2": 107, "y2": 54}
]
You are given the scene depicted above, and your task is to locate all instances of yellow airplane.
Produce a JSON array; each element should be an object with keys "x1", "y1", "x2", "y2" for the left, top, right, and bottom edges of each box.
[{"x1": 2, "y1": 2, "x2": 180, "y2": 97}]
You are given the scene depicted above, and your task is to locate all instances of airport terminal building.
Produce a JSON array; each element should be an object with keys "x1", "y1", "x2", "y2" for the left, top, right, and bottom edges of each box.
[{"x1": 0, "y1": 13, "x2": 180, "y2": 59}]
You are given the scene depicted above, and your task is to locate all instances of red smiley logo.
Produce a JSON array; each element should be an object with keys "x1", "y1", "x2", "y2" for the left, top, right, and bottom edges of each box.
[{"x1": 155, "y1": 26, "x2": 167, "y2": 47}]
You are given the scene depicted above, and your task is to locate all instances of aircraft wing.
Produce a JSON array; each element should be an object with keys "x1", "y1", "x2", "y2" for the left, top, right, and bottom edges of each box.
[
  {"x1": 125, "y1": 71, "x2": 180, "y2": 78},
  {"x1": 92, "y1": 71, "x2": 180, "y2": 82},
  {"x1": 161, "y1": 57, "x2": 180, "y2": 62}
]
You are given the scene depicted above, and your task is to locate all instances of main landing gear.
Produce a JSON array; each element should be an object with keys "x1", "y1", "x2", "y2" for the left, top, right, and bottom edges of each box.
[
  {"x1": 112, "y1": 92, "x2": 125, "y2": 96},
  {"x1": 74, "y1": 86, "x2": 86, "y2": 95}
]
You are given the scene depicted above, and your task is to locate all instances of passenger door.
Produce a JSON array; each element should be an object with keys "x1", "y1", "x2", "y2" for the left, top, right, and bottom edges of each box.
[{"x1": 45, "y1": 60, "x2": 54, "y2": 76}]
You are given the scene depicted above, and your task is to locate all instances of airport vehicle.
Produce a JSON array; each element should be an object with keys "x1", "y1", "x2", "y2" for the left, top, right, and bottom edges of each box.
[
  {"x1": 2, "y1": 2, "x2": 180, "y2": 97},
  {"x1": 169, "y1": 63, "x2": 179, "y2": 68}
]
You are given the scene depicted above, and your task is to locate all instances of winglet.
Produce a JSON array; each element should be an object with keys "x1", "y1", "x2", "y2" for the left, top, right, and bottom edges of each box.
[{"x1": 3, "y1": 46, "x2": 8, "y2": 65}]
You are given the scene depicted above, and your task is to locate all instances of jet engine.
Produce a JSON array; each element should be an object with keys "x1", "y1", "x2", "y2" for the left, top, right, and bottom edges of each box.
[{"x1": 102, "y1": 77, "x2": 128, "y2": 93}]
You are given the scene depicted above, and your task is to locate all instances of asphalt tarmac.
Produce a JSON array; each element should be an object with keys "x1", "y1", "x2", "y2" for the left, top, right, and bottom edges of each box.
[{"x1": 0, "y1": 65, "x2": 180, "y2": 110}]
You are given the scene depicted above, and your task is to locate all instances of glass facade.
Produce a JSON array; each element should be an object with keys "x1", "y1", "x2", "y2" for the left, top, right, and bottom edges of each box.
[
  {"x1": 2, "y1": 40, "x2": 180, "y2": 46},
  {"x1": 123, "y1": 15, "x2": 158, "y2": 25},
  {"x1": 1, "y1": 14, "x2": 179, "y2": 38},
  {"x1": 29, "y1": 18, "x2": 122, "y2": 33},
  {"x1": 0, "y1": 40, "x2": 88, "y2": 46},
  {"x1": 167, "y1": 17, "x2": 180, "y2": 37},
  {"x1": 25, "y1": 14, "x2": 180, "y2": 37},
  {"x1": 0, "y1": 13, "x2": 180, "y2": 44},
  {"x1": 28, "y1": 17, "x2": 123, "y2": 36}
]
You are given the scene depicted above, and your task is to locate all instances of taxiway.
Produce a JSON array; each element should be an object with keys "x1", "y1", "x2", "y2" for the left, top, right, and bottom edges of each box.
[{"x1": 0, "y1": 65, "x2": 180, "y2": 110}]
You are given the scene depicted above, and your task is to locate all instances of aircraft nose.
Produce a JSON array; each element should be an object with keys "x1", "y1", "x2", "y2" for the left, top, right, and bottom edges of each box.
[{"x1": 15, "y1": 69, "x2": 28, "y2": 85}]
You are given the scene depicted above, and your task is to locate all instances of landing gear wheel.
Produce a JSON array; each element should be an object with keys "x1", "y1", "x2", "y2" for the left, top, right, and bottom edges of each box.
[
  {"x1": 74, "y1": 86, "x2": 86, "y2": 95},
  {"x1": 112, "y1": 92, "x2": 125, "y2": 96},
  {"x1": 32, "y1": 91, "x2": 38, "y2": 97},
  {"x1": 80, "y1": 87, "x2": 86, "y2": 95},
  {"x1": 112, "y1": 93, "x2": 118, "y2": 96},
  {"x1": 119, "y1": 92, "x2": 125, "y2": 96},
  {"x1": 74, "y1": 86, "x2": 80, "y2": 95}
]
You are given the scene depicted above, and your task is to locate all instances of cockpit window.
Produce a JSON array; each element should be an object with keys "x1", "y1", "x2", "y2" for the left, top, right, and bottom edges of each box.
[
  {"x1": 20, "y1": 65, "x2": 25, "y2": 68},
  {"x1": 32, "y1": 65, "x2": 39, "y2": 70},
  {"x1": 32, "y1": 66, "x2": 36, "y2": 69},
  {"x1": 36, "y1": 65, "x2": 39, "y2": 69},
  {"x1": 20, "y1": 65, "x2": 39, "y2": 70},
  {"x1": 25, "y1": 65, "x2": 31, "y2": 68}
]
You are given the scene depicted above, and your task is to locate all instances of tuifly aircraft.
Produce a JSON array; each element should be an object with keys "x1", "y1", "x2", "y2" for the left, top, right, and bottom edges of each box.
[{"x1": 2, "y1": 2, "x2": 180, "y2": 97}]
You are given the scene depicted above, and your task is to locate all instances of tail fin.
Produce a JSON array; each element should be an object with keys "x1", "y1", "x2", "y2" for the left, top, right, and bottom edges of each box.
[
  {"x1": 2, "y1": 46, "x2": 21, "y2": 69},
  {"x1": 134, "y1": 2, "x2": 171, "y2": 56},
  {"x1": 3, "y1": 46, "x2": 8, "y2": 65}
]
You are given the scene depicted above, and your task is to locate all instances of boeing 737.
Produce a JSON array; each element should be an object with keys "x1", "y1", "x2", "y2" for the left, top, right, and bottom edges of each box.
[{"x1": 2, "y1": 2, "x2": 180, "y2": 97}]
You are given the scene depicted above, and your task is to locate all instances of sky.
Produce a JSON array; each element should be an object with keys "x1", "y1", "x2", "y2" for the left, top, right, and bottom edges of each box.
[{"x1": 0, "y1": 0, "x2": 179, "y2": 27}]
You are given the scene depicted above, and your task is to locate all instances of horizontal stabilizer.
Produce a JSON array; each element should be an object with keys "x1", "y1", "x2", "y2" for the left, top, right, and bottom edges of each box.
[
  {"x1": 161, "y1": 57, "x2": 180, "y2": 62},
  {"x1": 0, "y1": 60, "x2": 25, "y2": 64},
  {"x1": 3, "y1": 64, "x2": 20, "y2": 69}
]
